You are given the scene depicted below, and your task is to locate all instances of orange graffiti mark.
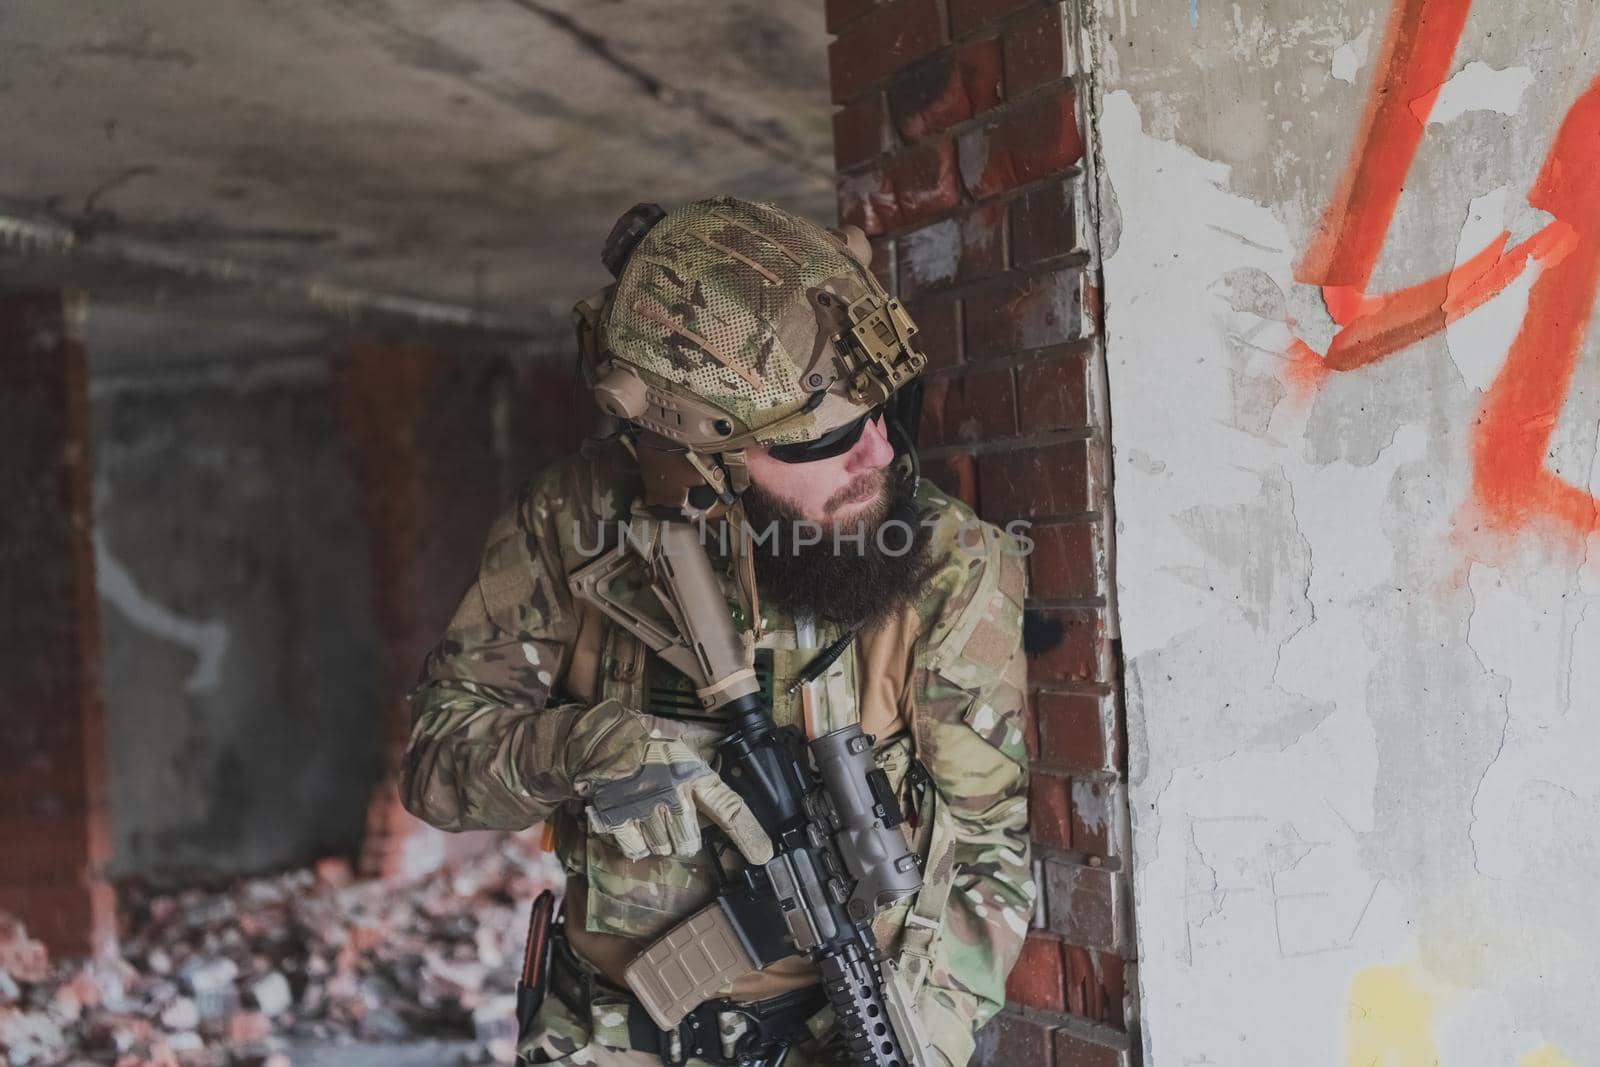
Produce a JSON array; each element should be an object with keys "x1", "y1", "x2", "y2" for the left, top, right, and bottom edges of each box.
[
  {"x1": 1320, "y1": 226, "x2": 1573, "y2": 372},
  {"x1": 1474, "y1": 82, "x2": 1600, "y2": 534},
  {"x1": 1291, "y1": 0, "x2": 1600, "y2": 540},
  {"x1": 1298, "y1": 0, "x2": 1475, "y2": 289},
  {"x1": 1284, "y1": 338, "x2": 1333, "y2": 394}
]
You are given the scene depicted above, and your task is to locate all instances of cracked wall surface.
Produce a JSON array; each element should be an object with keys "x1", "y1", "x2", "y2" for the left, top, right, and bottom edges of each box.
[{"x1": 1086, "y1": 0, "x2": 1600, "y2": 1062}]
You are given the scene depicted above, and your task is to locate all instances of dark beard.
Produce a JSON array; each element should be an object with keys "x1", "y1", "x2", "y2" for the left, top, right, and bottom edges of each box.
[{"x1": 740, "y1": 464, "x2": 934, "y2": 631}]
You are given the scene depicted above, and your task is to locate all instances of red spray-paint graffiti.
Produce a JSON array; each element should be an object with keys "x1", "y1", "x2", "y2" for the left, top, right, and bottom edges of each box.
[{"x1": 1292, "y1": 0, "x2": 1600, "y2": 540}]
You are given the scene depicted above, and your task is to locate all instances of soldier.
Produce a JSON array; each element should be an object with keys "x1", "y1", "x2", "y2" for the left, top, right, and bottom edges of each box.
[{"x1": 402, "y1": 196, "x2": 1033, "y2": 1066}]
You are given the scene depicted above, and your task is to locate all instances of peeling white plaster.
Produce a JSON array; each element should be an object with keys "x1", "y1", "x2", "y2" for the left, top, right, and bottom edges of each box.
[
  {"x1": 1102, "y1": 89, "x2": 1411, "y2": 1059},
  {"x1": 1071, "y1": 780, "x2": 1110, "y2": 835},
  {"x1": 1330, "y1": 26, "x2": 1371, "y2": 84},
  {"x1": 1281, "y1": 424, "x2": 1425, "y2": 607},
  {"x1": 1098, "y1": 90, "x2": 1298, "y2": 661},
  {"x1": 1099, "y1": 38, "x2": 1600, "y2": 1056},
  {"x1": 1424, "y1": 62, "x2": 1536, "y2": 125},
  {"x1": 1017, "y1": 275, "x2": 1082, "y2": 349},
  {"x1": 1452, "y1": 265, "x2": 1536, "y2": 395},
  {"x1": 901, "y1": 220, "x2": 960, "y2": 289},
  {"x1": 956, "y1": 130, "x2": 989, "y2": 194},
  {"x1": 1444, "y1": 187, "x2": 1541, "y2": 392},
  {"x1": 836, "y1": 173, "x2": 880, "y2": 225},
  {"x1": 1464, "y1": 562, "x2": 1600, "y2": 897},
  {"x1": 1456, "y1": 186, "x2": 1512, "y2": 255},
  {"x1": 94, "y1": 531, "x2": 229, "y2": 695}
]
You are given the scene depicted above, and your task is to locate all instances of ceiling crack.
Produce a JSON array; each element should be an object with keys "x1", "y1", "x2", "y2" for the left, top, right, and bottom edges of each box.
[{"x1": 502, "y1": 0, "x2": 832, "y2": 186}]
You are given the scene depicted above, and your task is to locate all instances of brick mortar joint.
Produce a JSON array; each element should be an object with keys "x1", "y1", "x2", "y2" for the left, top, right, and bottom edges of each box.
[
  {"x1": 1012, "y1": 1004, "x2": 1135, "y2": 1048},
  {"x1": 1027, "y1": 596, "x2": 1109, "y2": 611},
  {"x1": 1008, "y1": 512, "x2": 1107, "y2": 530},
  {"x1": 921, "y1": 338, "x2": 1101, "y2": 380},
  {"x1": 831, "y1": 38, "x2": 1080, "y2": 111},
  {"x1": 1029, "y1": 764, "x2": 1123, "y2": 785},
  {"x1": 900, "y1": 249, "x2": 1094, "y2": 301},
  {"x1": 900, "y1": 75, "x2": 1083, "y2": 149},
  {"x1": 948, "y1": 0, "x2": 1072, "y2": 46},
  {"x1": 1056, "y1": 12, "x2": 1138, "y2": 1040},
  {"x1": 1018, "y1": 922, "x2": 1133, "y2": 954},
  {"x1": 926, "y1": 250, "x2": 1095, "y2": 291},
  {"x1": 1033, "y1": 839, "x2": 1128, "y2": 870},
  {"x1": 1051, "y1": 940, "x2": 1138, "y2": 968},
  {"x1": 992, "y1": 1014, "x2": 1132, "y2": 1055},
  {"x1": 1023, "y1": 601, "x2": 1106, "y2": 616},
  {"x1": 920, "y1": 428, "x2": 1097, "y2": 458},
  {"x1": 1032, "y1": 682, "x2": 1116, "y2": 701},
  {"x1": 829, "y1": 2, "x2": 1076, "y2": 79},
  {"x1": 847, "y1": 172, "x2": 1089, "y2": 246}
]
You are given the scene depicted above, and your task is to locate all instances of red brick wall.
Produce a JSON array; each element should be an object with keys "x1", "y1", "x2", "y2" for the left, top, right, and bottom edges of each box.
[
  {"x1": 0, "y1": 291, "x2": 116, "y2": 959},
  {"x1": 828, "y1": 3, "x2": 1138, "y2": 1062}
]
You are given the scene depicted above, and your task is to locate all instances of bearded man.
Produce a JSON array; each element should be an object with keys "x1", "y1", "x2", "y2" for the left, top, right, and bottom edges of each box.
[{"x1": 401, "y1": 196, "x2": 1033, "y2": 1066}]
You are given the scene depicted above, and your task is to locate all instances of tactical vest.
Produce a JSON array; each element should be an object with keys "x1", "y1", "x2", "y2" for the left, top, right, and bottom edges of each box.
[{"x1": 549, "y1": 579, "x2": 987, "y2": 1004}]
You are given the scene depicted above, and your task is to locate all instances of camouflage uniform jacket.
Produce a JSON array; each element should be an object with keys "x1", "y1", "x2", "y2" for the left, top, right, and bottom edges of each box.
[{"x1": 402, "y1": 442, "x2": 1034, "y2": 1066}]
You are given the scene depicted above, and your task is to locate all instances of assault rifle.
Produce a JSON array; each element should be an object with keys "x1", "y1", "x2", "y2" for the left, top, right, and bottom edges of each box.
[
  {"x1": 569, "y1": 511, "x2": 934, "y2": 1067},
  {"x1": 627, "y1": 692, "x2": 931, "y2": 1067}
]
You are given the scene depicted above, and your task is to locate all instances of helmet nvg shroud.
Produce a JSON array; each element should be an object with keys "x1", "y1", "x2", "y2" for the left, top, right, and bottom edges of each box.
[{"x1": 574, "y1": 196, "x2": 926, "y2": 515}]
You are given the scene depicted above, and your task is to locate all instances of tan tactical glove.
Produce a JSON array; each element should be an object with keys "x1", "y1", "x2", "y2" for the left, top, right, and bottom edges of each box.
[{"x1": 565, "y1": 700, "x2": 773, "y2": 866}]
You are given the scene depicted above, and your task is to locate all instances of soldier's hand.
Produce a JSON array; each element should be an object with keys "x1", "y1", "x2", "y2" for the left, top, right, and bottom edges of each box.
[{"x1": 567, "y1": 701, "x2": 773, "y2": 866}]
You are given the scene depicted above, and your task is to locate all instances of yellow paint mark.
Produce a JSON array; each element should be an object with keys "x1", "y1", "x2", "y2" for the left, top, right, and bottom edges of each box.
[
  {"x1": 1518, "y1": 1045, "x2": 1577, "y2": 1067},
  {"x1": 1344, "y1": 965, "x2": 1443, "y2": 1067},
  {"x1": 1345, "y1": 965, "x2": 1578, "y2": 1067}
]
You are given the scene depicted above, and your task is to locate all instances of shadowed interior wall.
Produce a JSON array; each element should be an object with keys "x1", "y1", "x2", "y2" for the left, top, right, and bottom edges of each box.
[
  {"x1": 89, "y1": 338, "x2": 590, "y2": 887},
  {"x1": 91, "y1": 360, "x2": 380, "y2": 884}
]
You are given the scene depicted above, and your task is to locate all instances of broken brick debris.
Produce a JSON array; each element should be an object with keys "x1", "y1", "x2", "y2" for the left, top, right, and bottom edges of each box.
[{"x1": 0, "y1": 840, "x2": 560, "y2": 1066}]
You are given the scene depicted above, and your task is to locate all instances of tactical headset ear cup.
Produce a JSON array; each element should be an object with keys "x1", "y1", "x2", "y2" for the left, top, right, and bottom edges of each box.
[
  {"x1": 602, "y1": 203, "x2": 667, "y2": 278},
  {"x1": 828, "y1": 224, "x2": 873, "y2": 269}
]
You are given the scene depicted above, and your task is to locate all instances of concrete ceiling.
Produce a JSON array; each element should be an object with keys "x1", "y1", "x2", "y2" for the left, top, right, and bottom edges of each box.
[{"x1": 0, "y1": 0, "x2": 834, "y2": 364}]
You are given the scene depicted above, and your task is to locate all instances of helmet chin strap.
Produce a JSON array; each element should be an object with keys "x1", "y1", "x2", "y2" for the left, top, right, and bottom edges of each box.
[
  {"x1": 719, "y1": 448, "x2": 751, "y2": 497},
  {"x1": 711, "y1": 448, "x2": 762, "y2": 641},
  {"x1": 885, "y1": 410, "x2": 922, "y2": 499},
  {"x1": 725, "y1": 493, "x2": 763, "y2": 643}
]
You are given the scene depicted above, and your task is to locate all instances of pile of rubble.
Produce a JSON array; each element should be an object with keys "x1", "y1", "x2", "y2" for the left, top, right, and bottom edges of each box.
[{"x1": 0, "y1": 841, "x2": 561, "y2": 1067}]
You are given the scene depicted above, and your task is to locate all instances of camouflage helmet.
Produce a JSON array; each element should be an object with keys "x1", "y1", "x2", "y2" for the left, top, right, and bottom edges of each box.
[{"x1": 576, "y1": 196, "x2": 926, "y2": 452}]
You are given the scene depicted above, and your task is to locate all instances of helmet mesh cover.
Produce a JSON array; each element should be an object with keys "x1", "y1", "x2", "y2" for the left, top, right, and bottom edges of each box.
[{"x1": 604, "y1": 197, "x2": 880, "y2": 444}]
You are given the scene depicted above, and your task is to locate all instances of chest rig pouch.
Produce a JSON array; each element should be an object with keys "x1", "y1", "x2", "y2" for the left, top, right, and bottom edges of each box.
[{"x1": 573, "y1": 618, "x2": 940, "y2": 952}]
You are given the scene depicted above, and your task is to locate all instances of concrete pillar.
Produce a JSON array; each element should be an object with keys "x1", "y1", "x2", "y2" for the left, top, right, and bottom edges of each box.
[
  {"x1": 828, "y1": 2, "x2": 1136, "y2": 1062},
  {"x1": 1084, "y1": 3, "x2": 1600, "y2": 1063},
  {"x1": 0, "y1": 291, "x2": 116, "y2": 959}
]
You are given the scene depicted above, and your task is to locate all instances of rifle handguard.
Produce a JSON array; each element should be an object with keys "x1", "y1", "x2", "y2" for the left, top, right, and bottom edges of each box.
[{"x1": 623, "y1": 717, "x2": 932, "y2": 1066}]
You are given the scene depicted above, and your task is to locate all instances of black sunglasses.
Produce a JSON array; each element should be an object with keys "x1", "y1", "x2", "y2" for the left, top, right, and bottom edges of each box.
[{"x1": 765, "y1": 405, "x2": 886, "y2": 464}]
